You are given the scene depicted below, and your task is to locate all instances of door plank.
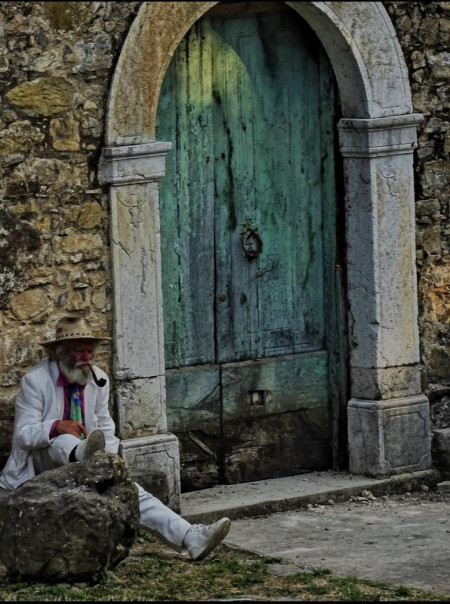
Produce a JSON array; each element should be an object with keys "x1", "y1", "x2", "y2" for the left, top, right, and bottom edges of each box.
[
  {"x1": 221, "y1": 351, "x2": 329, "y2": 421},
  {"x1": 223, "y1": 410, "x2": 332, "y2": 483},
  {"x1": 166, "y1": 364, "x2": 221, "y2": 490},
  {"x1": 165, "y1": 364, "x2": 220, "y2": 433},
  {"x1": 213, "y1": 11, "x2": 327, "y2": 363},
  {"x1": 157, "y1": 21, "x2": 216, "y2": 368}
]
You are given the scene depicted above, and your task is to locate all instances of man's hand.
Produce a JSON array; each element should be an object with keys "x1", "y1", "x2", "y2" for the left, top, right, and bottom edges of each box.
[{"x1": 55, "y1": 420, "x2": 87, "y2": 439}]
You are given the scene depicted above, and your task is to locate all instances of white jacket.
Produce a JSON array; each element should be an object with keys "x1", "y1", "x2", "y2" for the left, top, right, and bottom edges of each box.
[{"x1": 0, "y1": 359, "x2": 120, "y2": 491}]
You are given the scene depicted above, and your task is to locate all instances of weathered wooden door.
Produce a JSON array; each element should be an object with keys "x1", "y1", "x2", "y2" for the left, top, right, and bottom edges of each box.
[{"x1": 156, "y1": 6, "x2": 340, "y2": 491}]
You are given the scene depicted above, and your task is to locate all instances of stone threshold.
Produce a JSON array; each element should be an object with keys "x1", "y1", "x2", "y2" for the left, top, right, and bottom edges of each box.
[{"x1": 181, "y1": 468, "x2": 441, "y2": 524}]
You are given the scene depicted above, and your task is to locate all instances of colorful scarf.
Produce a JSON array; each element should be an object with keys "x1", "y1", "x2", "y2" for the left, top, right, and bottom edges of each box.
[{"x1": 69, "y1": 383, "x2": 84, "y2": 440}]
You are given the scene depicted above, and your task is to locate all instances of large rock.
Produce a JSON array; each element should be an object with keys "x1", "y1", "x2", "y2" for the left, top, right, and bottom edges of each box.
[{"x1": 0, "y1": 451, "x2": 140, "y2": 582}]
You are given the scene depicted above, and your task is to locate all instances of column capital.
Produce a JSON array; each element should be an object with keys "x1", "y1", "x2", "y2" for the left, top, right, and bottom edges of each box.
[
  {"x1": 100, "y1": 141, "x2": 172, "y2": 186},
  {"x1": 338, "y1": 114, "x2": 423, "y2": 157}
]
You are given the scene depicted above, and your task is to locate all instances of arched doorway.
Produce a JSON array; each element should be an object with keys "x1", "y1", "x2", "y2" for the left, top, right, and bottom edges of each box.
[
  {"x1": 155, "y1": 3, "x2": 343, "y2": 490},
  {"x1": 102, "y1": 2, "x2": 430, "y2": 507}
]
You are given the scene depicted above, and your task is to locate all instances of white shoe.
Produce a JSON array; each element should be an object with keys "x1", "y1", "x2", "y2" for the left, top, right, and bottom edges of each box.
[
  {"x1": 75, "y1": 428, "x2": 105, "y2": 461},
  {"x1": 184, "y1": 517, "x2": 231, "y2": 561}
]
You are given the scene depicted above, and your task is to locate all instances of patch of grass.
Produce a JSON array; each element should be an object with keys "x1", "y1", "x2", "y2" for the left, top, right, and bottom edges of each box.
[
  {"x1": 394, "y1": 585, "x2": 415, "y2": 597},
  {"x1": 0, "y1": 533, "x2": 448, "y2": 601},
  {"x1": 304, "y1": 583, "x2": 330, "y2": 596},
  {"x1": 330, "y1": 576, "x2": 382, "y2": 601}
]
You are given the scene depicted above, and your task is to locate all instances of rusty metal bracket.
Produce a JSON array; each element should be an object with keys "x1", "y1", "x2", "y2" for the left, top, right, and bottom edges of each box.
[{"x1": 242, "y1": 226, "x2": 263, "y2": 258}]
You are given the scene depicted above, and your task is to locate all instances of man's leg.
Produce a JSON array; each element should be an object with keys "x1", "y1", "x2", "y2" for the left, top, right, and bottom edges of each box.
[
  {"x1": 32, "y1": 429, "x2": 106, "y2": 474},
  {"x1": 136, "y1": 482, "x2": 231, "y2": 560},
  {"x1": 136, "y1": 481, "x2": 191, "y2": 552},
  {"x1": 32, "y1": 433, "x2": 80, "y2": 474}
]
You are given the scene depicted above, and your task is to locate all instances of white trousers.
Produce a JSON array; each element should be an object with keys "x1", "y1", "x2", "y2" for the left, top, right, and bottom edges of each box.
[{"x1": 32, "y1": 434, "x2": 192, "y2": 552}]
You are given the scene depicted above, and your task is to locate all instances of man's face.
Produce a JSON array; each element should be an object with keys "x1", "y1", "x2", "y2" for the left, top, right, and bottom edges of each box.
[
  {"x1": 64, "y1": 340, "x2": 96, "y2": 369},
  {"x1": 58, "y1": 339, "x2": 97, "y2": 385}
]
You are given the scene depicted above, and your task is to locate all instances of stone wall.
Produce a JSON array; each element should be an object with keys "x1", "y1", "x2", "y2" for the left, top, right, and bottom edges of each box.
[
  {"x1": 0, "y1": 1, "x2": 141, "y2": 465},
  {"x1": 383, "y1": 1, "x2": 450, "y2": 431},
  {"x1": 0, "y1": 1, "x2": 448, "y2": 470}
]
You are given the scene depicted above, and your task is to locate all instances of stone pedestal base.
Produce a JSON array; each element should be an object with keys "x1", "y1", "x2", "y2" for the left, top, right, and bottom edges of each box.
[
  {"x1": 119, "y1": 433, "x2": 181, "y2": 511},
  {"x1": 348, "y1": 395, "x2": 431, "y2": 477}
]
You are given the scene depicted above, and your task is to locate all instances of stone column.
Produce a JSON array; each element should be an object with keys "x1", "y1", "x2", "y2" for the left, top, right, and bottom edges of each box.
[
  {"x1": 338, "y1": 114, "x2": 432, "y2": 477},
  {"x1": 101, "y1": 141, "x2": 181, "y2": 511}
]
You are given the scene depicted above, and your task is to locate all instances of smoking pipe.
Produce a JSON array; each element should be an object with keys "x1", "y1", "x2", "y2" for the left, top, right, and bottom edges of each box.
[{"x1": 89, "y1": 365, "x2": 107, "y2": 387}]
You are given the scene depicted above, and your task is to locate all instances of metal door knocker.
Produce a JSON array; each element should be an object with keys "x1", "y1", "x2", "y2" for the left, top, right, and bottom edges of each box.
[{"x1": 242, "y1": 227, "x2": 263, "y2": 259}]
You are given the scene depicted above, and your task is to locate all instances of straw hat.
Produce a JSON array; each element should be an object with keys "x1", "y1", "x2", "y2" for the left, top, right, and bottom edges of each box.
[{"x1": 39, "y1": 316, "x2": 111, "y2": 347}]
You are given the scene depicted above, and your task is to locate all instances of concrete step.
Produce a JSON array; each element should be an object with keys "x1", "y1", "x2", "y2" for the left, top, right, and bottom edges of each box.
[{"x1": 181, "y1": 468, "x2": 441, "y2": 524}]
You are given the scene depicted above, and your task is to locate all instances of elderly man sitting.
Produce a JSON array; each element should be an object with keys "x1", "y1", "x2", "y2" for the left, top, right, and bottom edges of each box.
[{"x1": 0, "y1": 316, "x2": 230, "y2": 561}]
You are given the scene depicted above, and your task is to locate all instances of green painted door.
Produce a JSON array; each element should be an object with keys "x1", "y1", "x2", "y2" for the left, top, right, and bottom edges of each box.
[{"x1": 156, "y1": 8, "x2": 340, "y2": 490}]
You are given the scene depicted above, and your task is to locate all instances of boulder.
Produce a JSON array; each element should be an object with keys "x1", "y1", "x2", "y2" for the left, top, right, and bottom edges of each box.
[{"x1": 0, "y1": 451, "x2": 140, "y2": 582}]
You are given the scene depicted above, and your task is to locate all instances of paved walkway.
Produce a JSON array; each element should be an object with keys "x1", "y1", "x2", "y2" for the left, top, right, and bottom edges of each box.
[{"x1": 181, "y1": 469, "x2": 450, "y2": 596}]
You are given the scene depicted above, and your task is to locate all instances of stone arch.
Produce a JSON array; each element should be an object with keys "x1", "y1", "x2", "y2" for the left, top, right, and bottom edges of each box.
[
  {"x1": 102, "y1": 1, "x2": 430, "y2": 507},
  {"x1": 106, "y1": 1, "x2": 413, "y2": 146}
]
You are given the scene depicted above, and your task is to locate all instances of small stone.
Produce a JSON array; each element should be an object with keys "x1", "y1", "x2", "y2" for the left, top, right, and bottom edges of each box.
[
  {"x1": 83, "y1": 100, "x2": 98, "y2": 110},
  {"x1": 361, "y1": 490, "x2": 374, "y2": 499},
  {"x1": 50, "y1": 116, "x2": 80, "y2": 151},
  {"x1": 77, "y1": 202, "x2": 103, "y2": 228},
  {"x1": 0, "y1": 120, "x2": 45, "y2": 155},
  {"x1": 267, "y1": 563, "x2": 310, "y2": 577},
  {"x1": 56, "y1": 292, "x2": 69, "y2": 307},
  {"x1": 10, "y1": 289, "x2": 50, "y2": 322}
]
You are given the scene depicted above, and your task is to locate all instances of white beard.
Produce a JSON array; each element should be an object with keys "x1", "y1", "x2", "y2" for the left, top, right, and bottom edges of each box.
[{"x1": 59, "y1": 359, "x2": 93, "y2": 386}]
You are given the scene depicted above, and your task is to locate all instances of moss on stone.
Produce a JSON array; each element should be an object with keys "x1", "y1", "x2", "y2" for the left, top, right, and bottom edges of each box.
[
  {"x1": 6, "y1": 77, "x2": 74, "y2": 116},
  {"x1": 44, "y1": 1, "x2": 101, "y2": 31}
]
